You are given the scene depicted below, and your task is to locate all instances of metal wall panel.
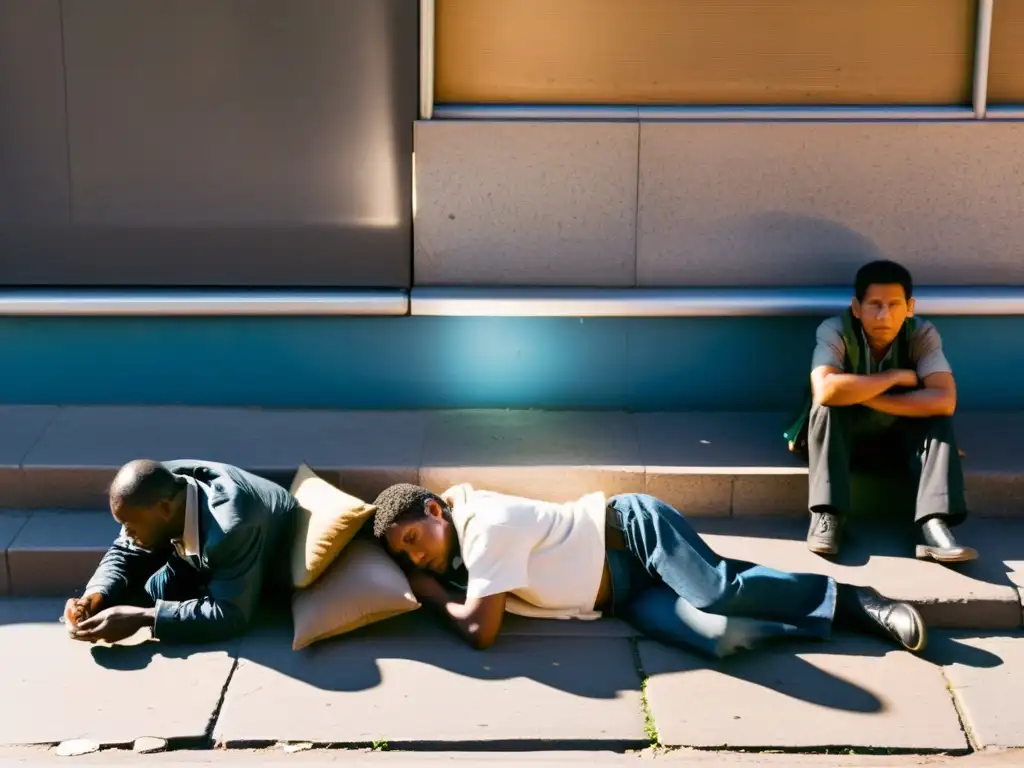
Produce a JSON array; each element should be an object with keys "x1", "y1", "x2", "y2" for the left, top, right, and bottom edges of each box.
[
  {"x1": 436, "y1": 0, "x2": 976, "y2": 106},
  {"x1": 988, "y1": 0, "x2": 1024, "y2": 104},
  {"x1": 0, "y1": 1, "x2": 69, "y2": 227},
  {"x1": 2, "y1": 0, "x2": 417, "y2": 287}
]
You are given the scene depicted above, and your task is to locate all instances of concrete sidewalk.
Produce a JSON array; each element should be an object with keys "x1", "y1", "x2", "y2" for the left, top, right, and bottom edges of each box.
[{"x1": 2, "y1": 599, "x2": 1022, "y2": 755}]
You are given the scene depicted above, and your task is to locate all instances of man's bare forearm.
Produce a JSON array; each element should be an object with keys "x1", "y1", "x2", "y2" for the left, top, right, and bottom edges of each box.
[
  {"x1": 815, "y1": 370, "x2": 903, "y2": 407},
  {"x1": 864, "y1": 389, "x2": 955, "y2": 418},
  {"x1": 416, "y1": 580, "x2": 480, "y2": 641}
]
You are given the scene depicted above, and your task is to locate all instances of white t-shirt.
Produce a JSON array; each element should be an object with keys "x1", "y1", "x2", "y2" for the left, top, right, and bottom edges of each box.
[{"x1": 443, "y1": 484, "x2": 607, "y2": 620}]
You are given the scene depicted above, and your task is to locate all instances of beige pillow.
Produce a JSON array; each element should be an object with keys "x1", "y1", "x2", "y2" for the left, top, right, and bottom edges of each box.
[
  {"x1": 291, "y1": 538, "x2": 420, "y2": 650},
  {"x1": 289, "y1": 464, "x2": 376, "y2": 588}
]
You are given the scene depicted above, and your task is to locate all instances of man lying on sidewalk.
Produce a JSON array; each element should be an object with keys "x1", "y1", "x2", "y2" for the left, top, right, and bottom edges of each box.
[
  {"x1": 787, "y1": 259, "x2": 976, "y2": 563},
  {"x1": 372, "y1": 483, "x2": 927, "y2": 658},
  {"x1": 63, "y1": 459, "x2": 298, "y2": 644}
]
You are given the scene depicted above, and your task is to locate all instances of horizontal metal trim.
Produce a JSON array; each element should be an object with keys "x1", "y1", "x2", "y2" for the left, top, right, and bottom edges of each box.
[
  {"x1": 411, "y1": 287, "x2": 1024, "y2": 317},
  {"x1": 433, "y1": 104, "x2": 976, "y2": 122},
  {"x1": 985, "y1": 106, "x2": 1024, "y2": 119},
  {"x1": 433, "y1": 104, "x2": 641, "y2": 120},
  {"x1": 0, "y1": 289, "x2": 409, "y2": 317}
]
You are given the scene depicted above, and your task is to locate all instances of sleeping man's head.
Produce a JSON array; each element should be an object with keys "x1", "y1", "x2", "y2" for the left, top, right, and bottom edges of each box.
[{"x1": 372, "y1": 483, "x2": 457, "y2": 574}]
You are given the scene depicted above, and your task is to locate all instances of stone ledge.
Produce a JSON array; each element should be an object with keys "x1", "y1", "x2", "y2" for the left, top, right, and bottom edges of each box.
[{"x1": 0, "y1": 406, "x2": 1019, "y2": 517}]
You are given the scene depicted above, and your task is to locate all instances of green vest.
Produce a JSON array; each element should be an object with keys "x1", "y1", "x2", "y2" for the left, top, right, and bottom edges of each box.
[{"x1": 783, "y1": 311, "x2": 919, "y2": 456}]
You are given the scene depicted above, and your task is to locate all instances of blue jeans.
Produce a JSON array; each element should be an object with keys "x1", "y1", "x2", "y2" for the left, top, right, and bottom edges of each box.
[{"x1": 605, "y1": 494, "x2": 837, "y2": 658}]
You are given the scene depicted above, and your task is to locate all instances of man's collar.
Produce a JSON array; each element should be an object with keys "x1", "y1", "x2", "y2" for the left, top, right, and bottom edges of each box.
[{"x1": 172, "y1": 476, "x2": 201, "y2": 559}]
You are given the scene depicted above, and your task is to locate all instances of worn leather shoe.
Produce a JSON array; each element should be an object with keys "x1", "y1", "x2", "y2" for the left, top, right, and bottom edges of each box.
[
  {"x1": 807, "y1": 510, "x2": 841, "y2": 556},
  {"x1": 850, "y1": 586, "x2": 927, "y2": 653},
  {"x1": 915, "y1": 518, "x2": 978, "y2": 563}
]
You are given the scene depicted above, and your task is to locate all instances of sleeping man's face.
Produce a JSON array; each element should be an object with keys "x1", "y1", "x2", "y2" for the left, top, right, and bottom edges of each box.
[{"x1": 382, "y1": 498, "x2": 455, "y2": 574}]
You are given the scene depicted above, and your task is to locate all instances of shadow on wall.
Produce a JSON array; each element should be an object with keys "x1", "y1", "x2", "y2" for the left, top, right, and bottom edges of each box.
[{"x1": 710, "y1": 211, "x2": 888, "y2": 285}]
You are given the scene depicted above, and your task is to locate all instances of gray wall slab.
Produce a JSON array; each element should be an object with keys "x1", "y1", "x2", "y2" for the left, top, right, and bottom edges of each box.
[
  {"x1": 4, "y1": 0, "x2": 417, "y2": 287},
  {"x1": 637, "y1": 122, "x2": 1024, "y2": 287},
  {"x1": 414, "y1": 121, "x2": 638, "y2": 287},
  {"x1": 0, "y1": 1, "x2": 69, "y2": 227}
]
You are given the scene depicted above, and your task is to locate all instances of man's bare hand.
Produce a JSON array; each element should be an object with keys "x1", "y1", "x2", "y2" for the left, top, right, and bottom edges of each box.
[
  {"x1": 405, "y1": 568, "x2": 444, "y2": 604},
  {"x1": 69, "y1": 606, "x2": 151, "y2": 644},
  {"x1": 62, "y1": 593, "x2": 104, "y2": 629}
]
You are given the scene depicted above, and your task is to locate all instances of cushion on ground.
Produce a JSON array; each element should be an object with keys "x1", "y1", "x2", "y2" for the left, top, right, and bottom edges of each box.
[
  {"x1": 289, "y1": 464, "x2": 376, "y2": 588},
  {"x1": 290, "y1": 537, "x2": 420, "y2": 651}
]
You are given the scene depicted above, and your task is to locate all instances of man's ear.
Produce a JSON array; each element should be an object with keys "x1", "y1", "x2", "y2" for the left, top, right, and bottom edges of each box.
[
  {"x1": 156, "y1": 497, "x2": 175, "y2": 521},
  {"x1": 425, "y1": 498, "x2": 444, "y2": 519},
  {"x1": 851, "y1": 298, "x2": 862, "y2": 320},
  {"x1": 906, "y1": 297, "x2": 916, "y2": 317}
]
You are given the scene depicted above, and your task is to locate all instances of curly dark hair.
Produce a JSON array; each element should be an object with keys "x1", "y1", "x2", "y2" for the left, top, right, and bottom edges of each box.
[{"x1": 371, "y1": 483, "x2": 447, "y2": 539}]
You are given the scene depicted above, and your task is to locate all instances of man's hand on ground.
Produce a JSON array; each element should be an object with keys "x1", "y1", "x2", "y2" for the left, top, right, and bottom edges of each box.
[
  {"x1": 63, "y1": 592, "x2": 104, "y2": 629},
  {"x1": 69, "y1": 605, "x2": 154, "y2": 644}
]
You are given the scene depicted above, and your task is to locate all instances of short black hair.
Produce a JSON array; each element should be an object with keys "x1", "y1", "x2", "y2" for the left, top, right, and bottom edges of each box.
[
  {"x1": 371, "y1": 483, "x2": 447, "y2": 539},
  {"x1": 109, "y1": 459, "x2": 185, "y2": 509},
  {"x1": 854, "y1": 260, "x2": 913, "y2": 302}
]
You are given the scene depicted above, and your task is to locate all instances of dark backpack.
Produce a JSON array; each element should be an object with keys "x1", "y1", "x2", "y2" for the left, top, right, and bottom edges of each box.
[{"x1": 783, "y1": 311, "x2": 919, "y2": 458}]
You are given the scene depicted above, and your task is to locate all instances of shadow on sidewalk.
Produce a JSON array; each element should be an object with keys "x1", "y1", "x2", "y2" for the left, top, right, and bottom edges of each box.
[{"x1": 85, "y1": 606, "x2": 1005, "y2": 717}]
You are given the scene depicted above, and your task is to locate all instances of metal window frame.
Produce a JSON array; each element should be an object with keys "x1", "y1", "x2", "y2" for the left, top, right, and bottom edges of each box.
[{"x1": 420, "y1": 0, "x2": 435, "y2": 119}]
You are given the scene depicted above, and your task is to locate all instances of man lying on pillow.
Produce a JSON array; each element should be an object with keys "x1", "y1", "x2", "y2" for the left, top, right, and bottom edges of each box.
[
  {"x1": 64, "y1": 459, "x2": 298, "y2": 644},
  {"x1": 372, "y1": 483, "x2": 927, "y2": 658}
]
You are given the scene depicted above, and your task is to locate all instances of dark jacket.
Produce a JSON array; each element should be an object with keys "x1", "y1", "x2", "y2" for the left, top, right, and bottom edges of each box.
[{"x1": 85, "y1": 460, "x2": 298, "y2": 643}]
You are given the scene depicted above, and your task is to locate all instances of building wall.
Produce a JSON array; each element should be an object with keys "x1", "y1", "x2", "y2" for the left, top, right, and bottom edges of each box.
[{"x1": 0, "y1": 0, "x2": 418, "y2": 287}]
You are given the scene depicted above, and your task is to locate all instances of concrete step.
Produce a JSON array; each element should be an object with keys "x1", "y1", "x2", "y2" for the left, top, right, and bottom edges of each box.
[
  {"x1": 2, "y1": 508, "x2": 1021, "y2": 630},
  {"x1": 0, "y1": 405, "x2": 1022, "y2": 516}
]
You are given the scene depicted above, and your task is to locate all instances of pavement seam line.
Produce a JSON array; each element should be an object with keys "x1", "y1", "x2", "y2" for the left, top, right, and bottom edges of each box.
[
  {"x1": 629, "y1": 638, "x2": 660, "y2": 748},
  {"x1": 206, "y1": 655, "x2": 240, "y2": 748},
  {"x1": 940, "y1": 665, "x2": 978, "y2": 753}
]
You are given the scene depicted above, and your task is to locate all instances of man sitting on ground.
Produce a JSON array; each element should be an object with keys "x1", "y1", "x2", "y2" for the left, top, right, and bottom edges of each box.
[
  {"x1": 372, "y1": 483, "x2": 927, "y2": 658},
  {"x1": 795, "y1": 259, "x2": 975, "y2": 562},
  {"x1": 63, "y1": 459, "x2": 298, "y2": 644}
]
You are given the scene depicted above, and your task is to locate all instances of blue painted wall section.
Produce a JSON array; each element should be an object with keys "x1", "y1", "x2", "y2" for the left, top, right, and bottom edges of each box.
[{"x1": 0, "y1": 316, "x2": 1018, "y2": 410}]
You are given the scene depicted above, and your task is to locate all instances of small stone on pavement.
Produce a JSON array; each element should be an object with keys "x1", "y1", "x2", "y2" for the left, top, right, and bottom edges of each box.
[
  {"x1": 55, "y1": 739, "x2": 99, "y2": 757},
  {"x1": 133, "y1": 737, "x2": 167, "y2": 754}
]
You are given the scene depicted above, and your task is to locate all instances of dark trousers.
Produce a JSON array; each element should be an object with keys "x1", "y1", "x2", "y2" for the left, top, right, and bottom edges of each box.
[
  {"x1": 807, "y1": 403, "x2": 967, "y2": 525},
  {"x1": 605, "y1": 494, "x2": 836, "y2": 658}
]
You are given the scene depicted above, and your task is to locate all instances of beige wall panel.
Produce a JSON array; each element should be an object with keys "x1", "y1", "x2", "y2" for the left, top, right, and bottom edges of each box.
[
  {"x1": 989, "y1": 0, "x2": 1024, "y2": 104},
  {"x1": 637, "y1": 122, "x2": 1024, "y2": 287},
  {"x1": 436, "y1": 0, "x2": 975, "y2": 106}
]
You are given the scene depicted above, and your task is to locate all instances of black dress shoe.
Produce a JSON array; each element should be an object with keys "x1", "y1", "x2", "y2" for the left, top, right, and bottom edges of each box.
[
  {"x1": 807, "y1": 510, "x2": 841, "y2": 556},
  {"x1": 847, "y1": 586, "x2": 927, "y2": 653},
  {"x1": 916, "y1": 518, "x2": 978, "y2": 563}
]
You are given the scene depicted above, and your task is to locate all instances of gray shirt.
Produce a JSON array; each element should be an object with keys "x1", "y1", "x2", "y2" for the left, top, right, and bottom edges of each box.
[{"x1": 810, "y1": 316, "x2": 953, "y2": 379}]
